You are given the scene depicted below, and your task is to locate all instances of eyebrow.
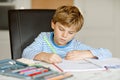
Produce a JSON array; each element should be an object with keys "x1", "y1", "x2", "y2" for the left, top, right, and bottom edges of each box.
[{"x1": 57, "y1": 23, "x2": 76, "y2": 32}]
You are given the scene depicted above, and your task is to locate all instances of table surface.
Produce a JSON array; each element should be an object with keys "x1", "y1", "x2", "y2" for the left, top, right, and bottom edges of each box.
[
  {"x1": 1, "y1": 58, "x2": 120, "y2": 80},
  {"x1": 0, "y1": 69, "x2": 120, "y2": 80},
  {"x1": 67, "y1": 69, "x2": 120, "y2": 80}
]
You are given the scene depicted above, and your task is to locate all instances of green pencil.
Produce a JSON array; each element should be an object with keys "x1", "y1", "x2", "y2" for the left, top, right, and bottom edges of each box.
[{"x1": 43, "y1": 36, "x2": 56, "y2": 53}]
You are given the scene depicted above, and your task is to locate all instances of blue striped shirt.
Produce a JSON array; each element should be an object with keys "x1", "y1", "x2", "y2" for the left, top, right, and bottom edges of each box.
[{"x1": 22, "y1": 32, "x2": 112, "y2": 60}]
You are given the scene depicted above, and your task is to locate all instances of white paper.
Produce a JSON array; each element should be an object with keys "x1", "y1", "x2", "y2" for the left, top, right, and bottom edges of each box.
[
  {"x1": 87, "y1": 58, "x2": 120, "y2": 69},
  {"x1": 55, "y1": 59, "x2": 105, "y2": 72}
]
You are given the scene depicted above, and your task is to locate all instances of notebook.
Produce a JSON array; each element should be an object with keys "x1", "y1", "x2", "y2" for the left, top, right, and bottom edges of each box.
[
  {"x1": 17, "y1": 58, "x2": 120, "y2": 72},
  {"x1": 54, "y1": 58, "x2": 120, "y2": 72},
  {"x1": 54, "y1": 59, "x2": 105, "y2": 72}
]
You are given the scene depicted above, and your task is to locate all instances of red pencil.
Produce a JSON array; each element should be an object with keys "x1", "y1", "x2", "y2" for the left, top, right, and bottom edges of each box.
[
  {"x1": 28, "y1": 68, "x2": 49, "y2": 77},
  {"x1": 52, "y1": 63, "x2": 63, "y2": 72}
]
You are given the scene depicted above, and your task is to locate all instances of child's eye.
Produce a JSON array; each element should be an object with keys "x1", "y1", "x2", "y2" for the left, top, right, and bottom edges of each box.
[
  {"x1": 69, "y1": 31, "x2": 75, "y2": 34},
  {"x1": 59, "y1": 27, "x2": 64, "y2": 31},
  {"x1": 69, "y1": 32, "x2": 73, "y2": 34}
]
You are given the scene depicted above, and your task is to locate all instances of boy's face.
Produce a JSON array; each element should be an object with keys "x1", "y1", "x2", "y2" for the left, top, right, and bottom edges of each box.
[{"x1": 51, "y1": 22, "x2": 77, "y2": 46}]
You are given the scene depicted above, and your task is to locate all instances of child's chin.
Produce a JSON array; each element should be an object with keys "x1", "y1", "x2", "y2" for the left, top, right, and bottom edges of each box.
[{"x1": 59, "y1": 43, "x2": 67, "y2": 46}]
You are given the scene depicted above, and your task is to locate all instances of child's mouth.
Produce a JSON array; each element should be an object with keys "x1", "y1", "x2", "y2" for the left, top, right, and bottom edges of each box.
[{"x1": 60, "y1": 38, "x2": 66, "y2": 42}]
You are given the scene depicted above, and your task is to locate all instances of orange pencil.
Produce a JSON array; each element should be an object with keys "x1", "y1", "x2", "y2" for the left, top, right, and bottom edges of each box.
[{"x1": 46, "y1": 72, "x2": 73, "y2": 80}]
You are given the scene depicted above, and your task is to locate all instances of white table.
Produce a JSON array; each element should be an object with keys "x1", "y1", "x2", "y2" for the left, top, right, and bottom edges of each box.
[
  {"x1": 1, "y1": 58, "x2": 120, "y2": 80},
  {"x1": 67, "y1": 69, "x2": 120, "y2": 80},
  {"x1": 0, "y1": 69, "x2": 120, "y2": 80}
]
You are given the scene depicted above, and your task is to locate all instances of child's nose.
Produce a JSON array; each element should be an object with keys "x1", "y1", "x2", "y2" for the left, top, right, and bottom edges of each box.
[{"x1": 62, "y1": 32, "x2": 68, "y2": 38}]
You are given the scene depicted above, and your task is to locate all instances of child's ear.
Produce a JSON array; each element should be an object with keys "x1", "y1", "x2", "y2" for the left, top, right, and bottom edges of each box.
[{"x1": 51, "y1": 21, "x2": 55, "y2": 30}]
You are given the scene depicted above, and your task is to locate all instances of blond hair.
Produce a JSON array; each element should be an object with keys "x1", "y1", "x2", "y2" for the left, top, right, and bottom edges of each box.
[{"x1": 52, "y1": 5, "x2": 84, "y2": 32}]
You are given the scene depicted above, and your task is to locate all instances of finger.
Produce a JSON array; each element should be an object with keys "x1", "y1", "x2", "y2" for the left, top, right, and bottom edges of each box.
[
  {"x1": 53, "y1": 56, "x2": 62, "y2": 63},
  {"x1": 65, "y1": 55, "x2": 75, "y2": 60},
  {"x1": 49, "y1": 54, "x2": 62, "y2": 63},
  {"x1": 66, "y1": 53, "x2": 74, "y2": 57},
  {"x1": 49, "y1": 58, "x2": 61, "y2": 63},
  {"x1": 66, "y1": 54, "x2": 81, "y2": 60},
  {"x1": 65, "y1": 56, "x2": 79, "y2": 60}
]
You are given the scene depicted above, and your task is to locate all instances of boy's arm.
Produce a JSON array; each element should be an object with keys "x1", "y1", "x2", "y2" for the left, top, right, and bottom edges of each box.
[
  {"x1": 34, "y1": 52, "x2": 62, "y2": 63},
  {"x1": 65, "y1": 50, "x2": 97, "y2": 60},
  {"x1": 72, "y1": 40, "x2": 112, "y2": 60},
  {"x1": 22, "y1": 33, "x2": 44, "y2": 59}
]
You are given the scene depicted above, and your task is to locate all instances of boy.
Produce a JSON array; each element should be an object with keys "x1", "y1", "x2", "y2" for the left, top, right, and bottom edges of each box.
[{"x1": 22, "y1": 5, "x2": 112, "y2": 63}]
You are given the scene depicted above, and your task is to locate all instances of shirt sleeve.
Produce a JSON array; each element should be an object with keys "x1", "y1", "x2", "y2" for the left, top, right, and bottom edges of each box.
[
  {"x1": 22, "y1": 32, "x2": 45, "y2": 59},
  {"x1": 73, "y1": 40, "x2": 112, "y2": 59}
]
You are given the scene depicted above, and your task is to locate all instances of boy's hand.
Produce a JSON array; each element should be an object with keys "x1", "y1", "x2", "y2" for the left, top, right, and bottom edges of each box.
[
  {"x1": 65, "y1": 50, "x2": 95, "y2": 60},
  {"x1": 43, "y1": 53, "x2": 62, "y2": 63},
  {"x1": 34, "y1": 52, "x2": 62, "y2": 63}
]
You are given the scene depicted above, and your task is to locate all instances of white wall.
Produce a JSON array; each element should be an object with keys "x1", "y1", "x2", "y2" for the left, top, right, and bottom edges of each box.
[
  {"x1": 14, "y1": 0, "x2": 31, "y2": 9},
  {"x1": 0, "y1": 31, "x2": 11, "y2": 60},
  {"x1": 74, "y1": 0, "x2": 120, "y2": 58},
  {"x1": 0, "y1": 0, "x2": 31, "y2": 60}
]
